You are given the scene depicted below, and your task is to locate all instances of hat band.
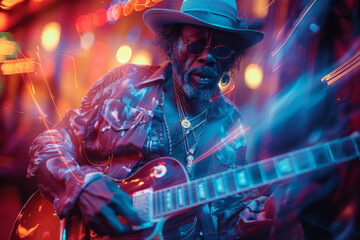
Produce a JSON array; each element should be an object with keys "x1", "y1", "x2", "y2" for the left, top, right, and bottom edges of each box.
[{"x1": 184, "y1": 11, "x2": 238, "y2": 29}]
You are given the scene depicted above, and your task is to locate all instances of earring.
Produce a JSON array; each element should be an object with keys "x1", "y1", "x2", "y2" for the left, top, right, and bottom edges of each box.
[
  {"x1": 167, "y1": 52, "x2": 172, "y2": 63},
  {"x1": 220, "y1": 72, "x2": 230, "y2": 86}
]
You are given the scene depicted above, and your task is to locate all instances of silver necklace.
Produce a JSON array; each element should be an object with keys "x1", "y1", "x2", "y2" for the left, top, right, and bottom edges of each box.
[
  {"x1": 174, "y1": 88, "x2": 209, "y2": 173},
  {"x1": 162, "y1": 92, "x2": 173, "y2": 155}
]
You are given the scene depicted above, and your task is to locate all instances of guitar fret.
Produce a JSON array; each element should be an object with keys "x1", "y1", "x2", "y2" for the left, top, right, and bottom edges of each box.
[
  {"x1": 234, "y1": 168, "x2": 249, "y2": 189},
  {"x1": 214, "y1": 175, "x2": 225, "y2": 195},
  {"x1": 221, "y1": 171, "x2": 230, "y2": 194},
  {"x1": 190, "y1": 182, "x2": 198, "y2": 203},
  {"x1": 259, "y1": 158, "x2": 279, "y2": 181},
  {"x1": 311, "y1": 144, "x2": 333, "y2": 167},
  {"x1": 153, "y1": 192, "x2": 158, "y2": 217},
  {"x1": 165, "y1": 189, "x2": 172, "y2": 211},
  {"x1": 196, "y1": 180, "x2": 206, "y2": 200},
  {"x1": 330, "y1": 137, "x2": 358, "y2": 162},
  {"x1": 159, "y1": 191, "x2": 163, "y2": 215},
  {"x1": 291, "y1": 150, "x2": 315, "y2": 172},
  {"x1": 274, "y1": 155, "x2": 295, "y2": 177},
  {"x1": 206, "y1": 176, "x2": 216, "y2": 199},
  {"x1": 307, "y1": 150, "x2": 317, "y2": 169},
  {"x1": 176, "y1": 186, "x2": 184, "y2": 208},
  {"x1": 326, "y1": 143, "x2": 336, "y2": 163},
  {"x1": 160, "y1": 190, "x2": 165, "y2": 214},
  {"x1": 224, "y1": 170, "x2": 237, "y2": 193},
  {"x1": 184, "y1": 183, "x2": 191, "y2": 206},
  {"x1": 172, "y1": 188, "x2": 177, "y2": 211},
  {"x1": 246, "y1": 163, "x2": 264, "y2": 186},
  {"x1": 352, "y1": 135, "x2": 360, "y2": 156}
]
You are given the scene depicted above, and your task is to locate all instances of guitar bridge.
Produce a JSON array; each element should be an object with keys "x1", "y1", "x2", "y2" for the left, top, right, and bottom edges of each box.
[{"x1": 132, "y1": 188, "x2": 154, "y2": 230}]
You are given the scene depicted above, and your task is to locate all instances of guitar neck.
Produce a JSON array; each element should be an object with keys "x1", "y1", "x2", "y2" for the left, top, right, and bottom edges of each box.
[{"x1": 137, "y1": 134, "x2": 360, "y2": 219}]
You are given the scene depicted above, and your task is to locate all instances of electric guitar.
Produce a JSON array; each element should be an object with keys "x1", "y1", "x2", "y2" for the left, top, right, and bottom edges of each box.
[{"x1": 10, "y1": 134, "x2": 360, "y2": 240}]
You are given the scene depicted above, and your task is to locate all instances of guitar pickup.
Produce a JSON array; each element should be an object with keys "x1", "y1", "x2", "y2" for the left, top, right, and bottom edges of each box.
[{"x1": 132, "y1": 188, "x2": 154, "y2": 230}]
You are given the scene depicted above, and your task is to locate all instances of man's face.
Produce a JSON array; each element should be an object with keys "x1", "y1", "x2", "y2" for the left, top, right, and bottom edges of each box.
[{"x1": 171, "y1": 25, "x2": 235, "y2": 100}]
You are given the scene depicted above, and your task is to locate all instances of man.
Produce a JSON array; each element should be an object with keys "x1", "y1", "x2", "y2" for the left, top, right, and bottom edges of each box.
[{"x1": 27, "y1": 0, "x2": 278, "y2": 239}]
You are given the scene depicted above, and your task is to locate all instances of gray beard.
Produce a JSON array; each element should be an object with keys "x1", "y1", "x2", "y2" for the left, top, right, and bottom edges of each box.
[
  {"x1": 183, "y1": 72, "x2": 218, "y2": 100},
  {"x1": 172, "y1": 62, "x2": 220, "y2": 101}
]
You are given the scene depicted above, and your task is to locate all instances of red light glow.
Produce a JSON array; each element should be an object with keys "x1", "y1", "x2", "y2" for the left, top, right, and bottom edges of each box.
[
  {"x1": 93, "y1": 8, "x2": 107, "y2": 27},
  {"x1": 1, "y1": 0, "x2": 25, "y2": 10},
  {"x1": 0, "y1": 12, "x2": 8, "y2": 31}
]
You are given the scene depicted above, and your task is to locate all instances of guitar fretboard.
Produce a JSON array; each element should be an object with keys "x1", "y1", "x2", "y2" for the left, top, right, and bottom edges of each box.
[{"x1": 140, "y1": 134, "x2": 360, "y2": 219}]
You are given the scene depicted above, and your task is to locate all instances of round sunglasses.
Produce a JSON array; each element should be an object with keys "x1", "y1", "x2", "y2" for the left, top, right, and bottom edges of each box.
[{"x1": 183, "y1": 38, "x2": 234, "y2": 59}]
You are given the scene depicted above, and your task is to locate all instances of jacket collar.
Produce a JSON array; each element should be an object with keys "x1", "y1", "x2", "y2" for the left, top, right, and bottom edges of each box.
[{"x1": 134, "y1": 64, "x2": 168, "y2": 89}]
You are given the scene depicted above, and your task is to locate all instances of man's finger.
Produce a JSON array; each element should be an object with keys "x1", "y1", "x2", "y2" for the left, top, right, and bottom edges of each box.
[{"x1": 99, "y1": 205, "x2": 130, "y2": 236}]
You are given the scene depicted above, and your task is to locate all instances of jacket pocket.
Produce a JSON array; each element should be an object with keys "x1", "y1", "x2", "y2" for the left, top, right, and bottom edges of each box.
[
  {"x1": 101, "y1": 99, "x2": 149, "y2": 130},
  {"x1": 92, "y1": 99, "x2": 150, "y2": 154}
]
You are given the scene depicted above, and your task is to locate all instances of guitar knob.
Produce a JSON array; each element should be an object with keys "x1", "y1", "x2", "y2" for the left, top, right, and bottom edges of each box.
[{"x1": 153, "y1": 165, "x2": 167, "y2": 178}]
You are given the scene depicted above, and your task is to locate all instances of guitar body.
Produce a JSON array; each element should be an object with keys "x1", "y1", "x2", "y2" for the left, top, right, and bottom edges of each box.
[{"x1": 10, "y1": 157, "x2": 192, "y2": 240}]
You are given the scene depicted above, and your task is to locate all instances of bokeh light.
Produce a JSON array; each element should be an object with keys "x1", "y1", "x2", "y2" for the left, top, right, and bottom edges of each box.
[
  {"x1": 252, "y1": 0, "x2": 269, "y2": 19},
  {"x1": 0, "y1": 0, "x2": 25, "y2": 10},
  {"x1": 0, "y1": 12, "x2": 9, "y2": 31},
  {"x1": 127, "y1": 25, "x2": 141, "y2": 43},
  {"x1": 245, "y1": 64, "x2": 263, "y2": 89},
  {"x1": 131, "y1": 50, "x2": 151, "y2": 65},
  {"x1": 107, "y1": 4, "x2": 123, "y2": 23},
  {"x1": 116, "y1": 45, "x2": 132, "y2": 63},
  {"x1": 309, "y1": 23, "x2": 320, "y2": 33},
  {"x1": 80, "y1": 32, "x2": 95, "y2": 49},
  {"x1": 134, "y1": 0, "x2": 146, "y2": 11},
  {"x1": 0, "y1": 38, "x2": 16, "y2": 56},
  {"x1": 41, "y1": 22, "x2": 61, "y2": 52},
  {"x1": 123, "y1": 1, "x2": 135, "y2": 16},
  {"x1": 93, "y1": 8, "x2": 107, "y2": 27}
]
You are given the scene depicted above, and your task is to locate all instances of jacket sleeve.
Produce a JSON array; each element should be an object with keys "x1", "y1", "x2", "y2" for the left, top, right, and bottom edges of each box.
[{"x1": 27, "y1": 69, "x2": 119, "y2": 218}]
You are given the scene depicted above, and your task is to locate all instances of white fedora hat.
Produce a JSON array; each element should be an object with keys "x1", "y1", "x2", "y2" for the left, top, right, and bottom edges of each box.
[{"x1": 143, "y1": 0, "x2": 264, "y2": 48}]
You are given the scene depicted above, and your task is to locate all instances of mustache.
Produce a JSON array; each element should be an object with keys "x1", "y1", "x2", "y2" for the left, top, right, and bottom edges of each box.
[{"x1": 188, "y1": 66, "x2": 221, "y2": 80}]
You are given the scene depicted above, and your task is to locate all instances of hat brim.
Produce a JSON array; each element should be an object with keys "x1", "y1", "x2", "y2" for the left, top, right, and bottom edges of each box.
[{"x1": 143, "y1": 9, "x2": 264, "y2": 48}]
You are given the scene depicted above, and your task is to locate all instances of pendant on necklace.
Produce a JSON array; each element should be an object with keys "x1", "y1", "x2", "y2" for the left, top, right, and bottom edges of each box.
[
  {"x1": 181, "y1": 118, "x2": 191, "y2": 129},
  {"x1": 186, "y1": 154, "x2": 194, "y2": 163},
  {"x1": 186, "y1": 154, "x2": 194, "y2": 173},
  {"x1": 186, "y1": 164, "x2": 192, "y2": 173}
]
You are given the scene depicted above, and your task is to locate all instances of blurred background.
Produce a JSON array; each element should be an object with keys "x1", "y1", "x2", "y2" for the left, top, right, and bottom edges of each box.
[{"x1": 0, "y1": 0, "x2": 359, "y2": 239}]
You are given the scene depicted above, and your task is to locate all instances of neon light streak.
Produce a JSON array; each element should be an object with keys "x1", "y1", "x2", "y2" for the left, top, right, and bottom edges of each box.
[
  {"x1": 15, "y1": 49, "x2": 85, "y2": 183},
  {"x1": 22, "y1": 73, "x2": 85, "y2": 183},
  {"x1": 55, "y1": 51, "x2": 79, "y2": 89},
  {"x1": 266, "y1": 0, "x2": 277, "y2": 8},
  {"x1": 210, "y1": 84, "x2": 235, "y2": 101},
  {"x1": 271, "y1": 0, "x2": 317, "y2": 57},
  {"x1": 321, "y1": 51, "x2": 360, "y2": 86},
  {"x1": 192, "y1": 126, "x2": 250, "y2": 165},
  {"x1": 272, "y1": 61, "x2": 285, "y2": 72},
  {"x1": 36, "y1": 50, "x2": 62, "y2": 120}
]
